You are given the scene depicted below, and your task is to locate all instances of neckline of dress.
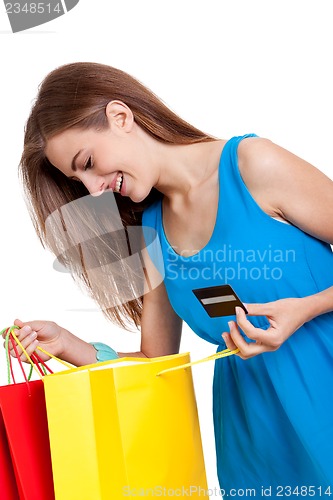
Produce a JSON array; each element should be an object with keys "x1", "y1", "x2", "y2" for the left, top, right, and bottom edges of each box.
[{"x1": 160, "y1": 138, "x2": 230, "y2": 260}]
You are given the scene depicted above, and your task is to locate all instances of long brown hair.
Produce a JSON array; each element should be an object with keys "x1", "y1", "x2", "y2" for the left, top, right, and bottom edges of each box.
[{"x1": 20, "y1": 62, "x2": 215, "y2": 330}]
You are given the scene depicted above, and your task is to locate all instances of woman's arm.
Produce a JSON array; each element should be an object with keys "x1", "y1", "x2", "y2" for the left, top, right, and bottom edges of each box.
[
  {"x1": 9, "y1": 278, "x2": 182, "y2": 366},
  {"x1": 4, "y1": 319, "x2": 100, "y2": 367},
  {"x1": 117, "y1": 239, "x2": 183, "y2": 358},
  {"x1": 7, "y1": 233, "x2": 182, "y2": 365},
  {"x1": 117, "y1": 281, "x2": 183, "y2": 359},
  {"x1": 241, "y1": 137, "x2": 333, "y2": 311},
  {"x1": 238, "y1": 137, "x2": 333, "y2": 244},
  {"x1": 222, "y1": 137, "x2": 333, "y2": 358}
]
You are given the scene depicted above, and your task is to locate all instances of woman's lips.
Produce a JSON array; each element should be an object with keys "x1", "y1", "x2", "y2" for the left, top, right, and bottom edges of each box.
[
  {"x1": 110, "y1": 171, "x2": 122, "y2": 191},
  {"x1": 120, "y1": 173, "x2": 126, "y2": 195}
]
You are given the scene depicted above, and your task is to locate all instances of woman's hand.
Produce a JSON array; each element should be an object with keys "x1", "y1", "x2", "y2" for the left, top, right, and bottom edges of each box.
[
  {"x1": 2, "y1": 319, "x2": 65, "y2": 363},
  {"x1": 222, "y1": 297, "x2": 311, "y2": 359}
]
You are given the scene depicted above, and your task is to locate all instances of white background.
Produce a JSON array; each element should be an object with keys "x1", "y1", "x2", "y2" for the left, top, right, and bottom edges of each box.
[{"x1": 0, "y1": 0, "x2": 333, "y2": 490}]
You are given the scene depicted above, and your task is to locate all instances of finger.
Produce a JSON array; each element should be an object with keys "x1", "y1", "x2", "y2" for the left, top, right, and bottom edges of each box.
[
  {"x1": 235, "y1": 307, "x2": 264, "y2": 340},
  {"x1": 14, "y1": 325, "x2": 35, "y2": 343},
  {"x1": 235, "y1": 307, "x2": 283, "y2": 347},
  {"x1": 9, "y1": 329, "x2": 37, "y2": 355},
  {"x1": 2, "y1": 326, "x2": 15, "y2": 339},
  {"x1": 243, "y1": 303, "x2": 274, "y2": 317},
  {"x1": 228, "y1": 321, "x2": 268, "y2": 358},
  {"x1": 20, "y1": 339, "x2": 39, "y2": 362},
  {"x1": 14, "y1": 319, "x2": 25, "y2": 328},
  {"x1": 235, "y1": 308, "x2": 280, "y2": 347},
  {"x1": 14, "y1": 319, "x2": 46, "y2": 332},
  {"x1": 222, "y1": 332, "x2": 238, "y2": 352},
  {"x1": 10, "y1": 335, "x2": 39, "y2": 362},
  {"x1": 242, "y1": 325, "x2": 282, "y2": 348}
]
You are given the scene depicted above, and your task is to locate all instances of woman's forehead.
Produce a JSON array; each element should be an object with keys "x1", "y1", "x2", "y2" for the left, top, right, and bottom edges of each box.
[
  {"x1": 45, "y1": 130, "x2": 81, "y2": 170},
  {"x1": 46, "y1": 129, "x2": 86, "y2": 157}
]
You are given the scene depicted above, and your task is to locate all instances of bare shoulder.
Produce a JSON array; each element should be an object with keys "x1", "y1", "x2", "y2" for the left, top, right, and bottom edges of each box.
[
  {"x1": 236, "y1": 136, "x2": 333, "y2": 243},
  {"x1": 236, "y1": 136, "x2": 288, "y2": 218},
  {"x1": 237, "y1": 135, "x2": 331, "y2": 194},
  {"x1": 237, "y1": 136, "x2": 287, "y2": 180}
]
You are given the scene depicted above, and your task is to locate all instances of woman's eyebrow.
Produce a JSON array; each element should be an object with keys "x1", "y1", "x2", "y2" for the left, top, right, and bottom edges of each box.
[{"x1": 71, "y1": 150, "x2": 82, "y2": 172}]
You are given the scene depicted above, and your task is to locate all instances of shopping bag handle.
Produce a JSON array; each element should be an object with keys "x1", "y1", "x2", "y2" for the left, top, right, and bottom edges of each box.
[
  {"x1": 1, "y1": 326, "x2": 73, "y2": 384},
  {"x1": 2, "y1": 326, "x2": 239, "y2": 380},
  {"x1": 156, "y1": 347, "x2": 239, "y2": 376}
]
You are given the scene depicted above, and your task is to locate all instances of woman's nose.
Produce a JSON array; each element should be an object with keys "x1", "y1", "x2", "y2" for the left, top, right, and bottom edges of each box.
[{"x1": 83, "y1": 175, "x2": 106, "y2": 197}]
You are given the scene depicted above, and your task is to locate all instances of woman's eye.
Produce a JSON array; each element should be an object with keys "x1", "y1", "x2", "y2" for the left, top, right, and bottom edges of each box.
[
  {"x1": 70, "y1": 177, "x2": 82, "y2": 182},
  {"x1": 84, "y1": 156, "x2": 93, "y2": 171}
]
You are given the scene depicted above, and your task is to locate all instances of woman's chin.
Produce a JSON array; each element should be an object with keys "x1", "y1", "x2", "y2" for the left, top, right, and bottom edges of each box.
[{"x1": 129, "y1": 191, "x2": 149, "y2": 204}]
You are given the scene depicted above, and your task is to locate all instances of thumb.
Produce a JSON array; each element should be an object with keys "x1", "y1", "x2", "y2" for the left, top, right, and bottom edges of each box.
[
  {"x1": 244, "y1": 302, "x2": 273, "y2": 316},
  {"x1": 13, "y1": 319, "x2": 45, "y2": 332},
  {"x1": 13, "y1": 318, "x2": 24, "y2": 328}
]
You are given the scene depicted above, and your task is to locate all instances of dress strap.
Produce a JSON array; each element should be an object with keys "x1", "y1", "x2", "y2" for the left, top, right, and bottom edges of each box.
[{"x1": 219, "y1": 133, "x2": 264, "y2": 224}]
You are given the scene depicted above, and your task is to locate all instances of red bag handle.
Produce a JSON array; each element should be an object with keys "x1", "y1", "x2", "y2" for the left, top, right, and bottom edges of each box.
[{"x1": 1, "y1": 326, "x2": 60, "y2": 386}]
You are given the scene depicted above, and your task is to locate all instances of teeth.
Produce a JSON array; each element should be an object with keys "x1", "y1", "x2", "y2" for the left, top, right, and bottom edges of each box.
[{"x1": 114, "y1": 172, "x2": 123, "y2": 193}]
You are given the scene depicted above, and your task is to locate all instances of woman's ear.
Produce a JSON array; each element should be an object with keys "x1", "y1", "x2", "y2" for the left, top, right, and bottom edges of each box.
[{"x1": 105, "y1": 100, "x2": 134, "y2": 133}]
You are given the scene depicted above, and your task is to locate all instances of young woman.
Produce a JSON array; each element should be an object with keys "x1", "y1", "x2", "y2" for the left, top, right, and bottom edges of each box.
[{"x1": 7, "y1": 62, "x2": 333, "y2": 495}]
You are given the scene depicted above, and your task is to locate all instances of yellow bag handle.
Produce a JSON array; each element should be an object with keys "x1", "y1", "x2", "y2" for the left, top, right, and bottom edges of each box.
[
  {"x1": 156, "y1": 347, "x2": 239, "y2": 376},
  {"x1": 3, "y1": 325, "x2": 239, "y2": 380},
  {"x1": 34, "y1": 342, "x2": 239, "y2": 377},
  {"x1": 3, "y1": 326, "x2": 73, "y2": 382},
  {"x1": 35, "y1": 345, "x2": 73, "y2": 369}
]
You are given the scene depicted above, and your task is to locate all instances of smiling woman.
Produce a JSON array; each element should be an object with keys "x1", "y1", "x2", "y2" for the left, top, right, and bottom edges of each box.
[
  {"x1": 21, "y1": 62, "x2": 215, "y2": 328},
  {"x1": 43, "y1": 107, "x2": 152, "y2": 200},
  {"x1": 14, "y1": 61, "x2": 333, "y2": 495}
]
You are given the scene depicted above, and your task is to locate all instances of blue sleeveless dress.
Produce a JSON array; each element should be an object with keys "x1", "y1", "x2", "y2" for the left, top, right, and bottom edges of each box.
[{"x1": 142, "y1": 134, "x2": 333, "y2": 496}]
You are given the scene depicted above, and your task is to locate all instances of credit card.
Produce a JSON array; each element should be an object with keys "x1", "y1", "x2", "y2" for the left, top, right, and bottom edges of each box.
[{"x1": 192, "y1": 284, "x2": 248, "y2": 317}]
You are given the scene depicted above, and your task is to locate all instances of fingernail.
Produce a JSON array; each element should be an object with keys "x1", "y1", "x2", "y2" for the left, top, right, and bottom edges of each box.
[
  {"x1": 22, "y1": 326, "x2": 31, "y2": 333},
  {"x1": 235, "y1": 307, "x2": 242, "y2": 315},
  {"x1": 30, "y1": 338, "x2": 38, "y2": 347},
  {"x1": 228, "y1": 321, "x2": 233, "y2": 329},
  {"x1": 222, "y1": 334, "x2": 227, "y2": 341},
  {"x1": 31, "y1": 331, "x2": 37, "y2": 339}
]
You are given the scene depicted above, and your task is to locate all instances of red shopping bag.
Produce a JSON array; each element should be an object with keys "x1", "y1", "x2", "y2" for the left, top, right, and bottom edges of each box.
[
  {"x1": 0, "y1": 410, "x2": 19, "y2": 500},
  {"x1": 0, "y1": 327, "x2": 55, "y2": 500}
]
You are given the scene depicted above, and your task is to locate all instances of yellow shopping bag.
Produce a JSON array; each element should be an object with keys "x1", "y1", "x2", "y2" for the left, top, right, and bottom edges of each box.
[
  {"x1": 43, "y1": 352, "x2": 209, "y2": 499},
  {"x1": 3, "y1": 326, "x2": 238, "y2": 499}
]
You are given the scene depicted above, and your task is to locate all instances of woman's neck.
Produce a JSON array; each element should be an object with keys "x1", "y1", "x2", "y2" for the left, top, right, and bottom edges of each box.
[{"x1": 151, "y1": 139, "x2": 226, "y2": 203}]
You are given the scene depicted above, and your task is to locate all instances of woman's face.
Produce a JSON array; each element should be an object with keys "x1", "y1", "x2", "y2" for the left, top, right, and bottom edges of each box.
[{"x1": 45, "y1": 102, "x2": 156, "y2": 202}]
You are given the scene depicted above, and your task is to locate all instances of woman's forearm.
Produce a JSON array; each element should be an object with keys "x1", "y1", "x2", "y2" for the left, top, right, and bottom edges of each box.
[
  {"x1": 117, "y1": 351, "x2": 148, "y2": 358},
  {"x1": 58, "y1": 328, "x2": 98, "y2": 366},
  {"x1": 303, "y1": 286, "x2": 333, "y2": 322},
  {"x1": 59, "y1": 328, "x2": 148, "y2": 366}
]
